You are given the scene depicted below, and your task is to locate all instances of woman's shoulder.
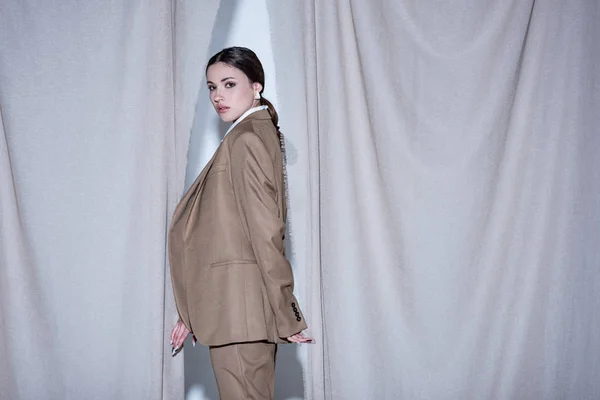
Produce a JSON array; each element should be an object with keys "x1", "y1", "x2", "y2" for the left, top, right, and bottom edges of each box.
[{"x1": 228, "y1": 119, "x2": 278, "y2": 151}]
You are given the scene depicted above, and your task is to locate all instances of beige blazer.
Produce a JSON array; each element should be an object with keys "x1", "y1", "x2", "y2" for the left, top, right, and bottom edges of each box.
[{"x1": 168, "y1": 110, "x2": 307, "y2": 346}]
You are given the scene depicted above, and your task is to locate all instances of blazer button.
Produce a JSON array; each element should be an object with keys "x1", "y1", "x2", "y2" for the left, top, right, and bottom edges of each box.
[
  {"x1": 294, "y1": 312, "x2": 300, "y2": 317},
  {"x1": 296, "y1": 317, "x2": 302, "y2": 321},
  {"x1": 291, "y1": 302, "x2": 296, "y2": 307}
]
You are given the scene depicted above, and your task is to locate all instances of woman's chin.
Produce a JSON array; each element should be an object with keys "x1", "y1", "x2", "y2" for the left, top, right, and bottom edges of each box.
[{"x1": 217, "y1": 113, "x2": 236, "y2": 123}]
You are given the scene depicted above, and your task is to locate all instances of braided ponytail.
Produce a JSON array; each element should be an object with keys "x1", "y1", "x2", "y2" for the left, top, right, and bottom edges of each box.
[{"x1": 259, "y1": 96, "x2": 280, "y2": 137}]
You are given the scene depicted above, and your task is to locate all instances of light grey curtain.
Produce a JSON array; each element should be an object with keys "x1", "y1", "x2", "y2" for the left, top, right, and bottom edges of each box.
[
  {"x1": 267, "y1": 0, "x2": 600, "y2": 398},
  {"x1": 264, "y1": 2, "x2": 326, "y2": 397},
  {"x1": 0, "y1": 1, "x2": 219, "y2": 399}
]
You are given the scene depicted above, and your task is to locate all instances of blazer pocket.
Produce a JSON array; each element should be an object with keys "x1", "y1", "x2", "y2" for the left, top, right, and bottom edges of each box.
[
  {"x1": 210, "y1": 259, "x2": 257, "y2": 268},
  {"x1": 207, "y1": 164, "x2": 227, "y2": 177}
]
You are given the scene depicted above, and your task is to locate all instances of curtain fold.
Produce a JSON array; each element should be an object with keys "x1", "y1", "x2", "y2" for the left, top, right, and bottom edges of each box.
[
  {"x1": 0, "y1": 105, "x2": 59, "y2": 398},
  {"x1": 0, "y1": 1, "x2": 219, "y2": 398},
  {"x1": 266, "y1": 2, "x2": 326, "y2": 398},
  {"x1": 267, "y1": 0, "x2": 600, "y2": 398}
]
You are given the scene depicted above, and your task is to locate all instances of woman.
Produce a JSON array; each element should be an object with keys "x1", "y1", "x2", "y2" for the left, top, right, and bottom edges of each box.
[{"x1": 168, "y1": 47, "x2": 313, "y2": 399}]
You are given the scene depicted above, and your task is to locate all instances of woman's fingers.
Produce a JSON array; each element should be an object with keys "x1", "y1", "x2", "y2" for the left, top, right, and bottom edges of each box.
[
  {"x1": 174, "y1": 323, "x2": 188, "y2": 347},
  {"x1": 170, "y1": 320, "x2": 190, "y2": 354},
  {"x1": 170, "y1": 327, "x2": 178, "y2": 346},
  {"x1": 287, "y1": 332, "x2": 315, "y2": 343},
  {"x1": 170, "y1": 323, "x2": 177, "y2": 344},
  {"x1": 171, "y1": 322, "x2": 181, "y2": 343},
  {"x1": 177, "y1": 330, "x2": 188, "y2": 347},
  {"x1": 294, "y1": 332, "x2": 313, "y2": 341}
]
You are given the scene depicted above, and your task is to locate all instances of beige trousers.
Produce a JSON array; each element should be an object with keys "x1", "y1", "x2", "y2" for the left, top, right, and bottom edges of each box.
[{"x1": 209, "y1": 341, "x2": 277, "y2": 400}]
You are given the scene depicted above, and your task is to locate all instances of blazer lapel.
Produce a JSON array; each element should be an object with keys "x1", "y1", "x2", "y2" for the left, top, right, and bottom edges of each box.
[
  {"x1": 173, "y1": 109, "x2": 271, "y2": 233},
  {"x1": 167, "y1": 150, "x2": 218, "y2": 331},
  {"x1": 173, "y1": 152, "x2": 217, "y2": 230}
]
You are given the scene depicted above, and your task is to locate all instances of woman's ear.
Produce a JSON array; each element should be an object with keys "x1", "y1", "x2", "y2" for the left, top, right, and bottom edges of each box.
[{"x1": 253, "y1": 83, "x2": 263, "y2": 93}]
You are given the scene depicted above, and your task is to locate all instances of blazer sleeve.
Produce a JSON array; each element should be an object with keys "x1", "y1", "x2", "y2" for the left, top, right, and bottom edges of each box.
[{"x1": 230, "y1": 131, "x2": 308, "y2": 338}]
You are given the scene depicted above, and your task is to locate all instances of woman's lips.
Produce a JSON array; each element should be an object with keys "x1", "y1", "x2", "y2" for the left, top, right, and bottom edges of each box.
[{"x1": 217, "y1": 106, "x2": 230, "y2": 113}]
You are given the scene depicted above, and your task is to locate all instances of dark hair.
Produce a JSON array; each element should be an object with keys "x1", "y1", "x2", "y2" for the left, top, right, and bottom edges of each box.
[{"x1": 206, "y1": 47, "x2": 279, "y2": 132}]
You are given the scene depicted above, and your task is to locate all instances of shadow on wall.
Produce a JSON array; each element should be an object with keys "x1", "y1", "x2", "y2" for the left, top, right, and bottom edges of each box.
[
  {"x1": 183, "y1": 0, "x2": 234, "y2": 192},
  {"x1": 184, "y1": 337, "x2": 218, "y2": 400},
  {"x1": 184, "y1": 1, "x2": 305, "y2": 399},
  {"x1": 273, "y1": 344, "x2": 304, "y2": 400}
]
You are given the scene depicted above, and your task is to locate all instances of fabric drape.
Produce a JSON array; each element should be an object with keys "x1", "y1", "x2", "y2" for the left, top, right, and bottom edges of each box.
[
  {"x1": 267, "y1": 1, "x2": 600, "y2": 398},
  {"x1": 0, "y1": 1, "x2": 219, "y2": 398}
]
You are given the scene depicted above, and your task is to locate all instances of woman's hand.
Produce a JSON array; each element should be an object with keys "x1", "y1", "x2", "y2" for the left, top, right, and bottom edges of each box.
[
  {"x1": 287, "y1": 331, "x2": 315, "y2": 344},
  {"x1": 170, "y1": 319, "x2": 191, "y2": 356}
]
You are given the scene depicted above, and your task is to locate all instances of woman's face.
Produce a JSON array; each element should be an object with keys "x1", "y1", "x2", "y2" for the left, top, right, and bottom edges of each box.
[{"x1": 206, "y1": 62, "x2": 262, "y2": 122}]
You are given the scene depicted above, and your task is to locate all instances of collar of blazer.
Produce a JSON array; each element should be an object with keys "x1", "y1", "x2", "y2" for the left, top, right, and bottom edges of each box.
[
  {"x1": 223, "y1": 105, "x2": 269, "y2": 139},
  {"x1": 191, "y1": 108, "x2": 271, "y2": 197}
]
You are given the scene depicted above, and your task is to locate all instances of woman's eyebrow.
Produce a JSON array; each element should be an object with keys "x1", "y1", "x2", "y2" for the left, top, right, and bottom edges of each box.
[{"x1": 206, "y1": 77, "x2": 236, "y2": 85}]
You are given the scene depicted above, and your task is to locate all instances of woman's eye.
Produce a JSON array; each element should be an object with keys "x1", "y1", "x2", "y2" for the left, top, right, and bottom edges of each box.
[
  {"x1": 225, "y1": 82, "x2": 236, "y2": 88},
  {"x1": 208, "y1": 86, "x2": 215, "y2": 91}
]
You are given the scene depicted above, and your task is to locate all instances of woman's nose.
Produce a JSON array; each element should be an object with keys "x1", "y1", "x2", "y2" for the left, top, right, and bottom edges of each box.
[{"x1": 213, "y1": 89, "x2": 224, "y2": 103}]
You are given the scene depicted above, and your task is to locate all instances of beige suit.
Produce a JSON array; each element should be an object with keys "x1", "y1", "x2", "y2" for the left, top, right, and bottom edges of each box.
[{"x1": 168, "y1": 109, "x2": 307, "y2": 347}]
